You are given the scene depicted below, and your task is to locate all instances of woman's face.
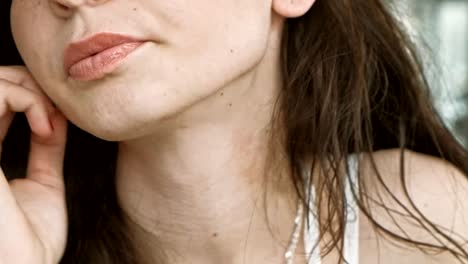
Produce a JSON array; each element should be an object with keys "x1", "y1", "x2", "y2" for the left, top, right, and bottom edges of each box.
[{"x1": 10, "y1": 0, "x2": 284, "y2": 140}]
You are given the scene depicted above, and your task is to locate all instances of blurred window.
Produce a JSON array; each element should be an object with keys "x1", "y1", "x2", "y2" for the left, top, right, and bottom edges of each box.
[{"x1": 398, "y1": 0, "x2": 468, "y2": 146}]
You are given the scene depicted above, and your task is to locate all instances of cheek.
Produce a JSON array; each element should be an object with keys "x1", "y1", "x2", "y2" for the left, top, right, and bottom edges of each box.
[
  {"x1": 179, "y1": 2, "x2": 270, "y2": 47},
  {"x1": 168, "y1": 2, "x2": 272, "y2": 82},
  {"x1": 11, "y1": 1, "x2": 63, "y2": 96},
  {"x1": 11, "y1": 0, "x2": 59, "y2": 63},
  {"x1": 11, "y1": 0, "x2": 45, "y2": 55}
]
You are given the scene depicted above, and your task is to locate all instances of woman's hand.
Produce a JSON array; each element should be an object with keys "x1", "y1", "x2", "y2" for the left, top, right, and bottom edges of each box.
[{"x1": 0, "y1": 66, "x2": 68, "y2": 264}]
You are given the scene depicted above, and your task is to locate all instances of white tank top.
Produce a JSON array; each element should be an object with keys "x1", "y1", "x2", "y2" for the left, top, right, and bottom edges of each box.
[{"x1": 303, "y1": 154, "x2": 360, "y2": 264}]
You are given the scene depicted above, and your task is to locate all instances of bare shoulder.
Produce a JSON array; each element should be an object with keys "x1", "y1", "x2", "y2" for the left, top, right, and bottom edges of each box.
[{"x1": 357, "y1": 148, "x2": 468, "y2": 264}]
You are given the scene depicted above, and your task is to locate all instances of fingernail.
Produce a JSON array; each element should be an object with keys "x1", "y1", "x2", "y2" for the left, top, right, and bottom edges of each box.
[
  {"x1": 48, "y1": 108, "x2": 57, "y2": 133},
  {"x1": 49, "y1": 119, "x2": 54, "y2": 133}
]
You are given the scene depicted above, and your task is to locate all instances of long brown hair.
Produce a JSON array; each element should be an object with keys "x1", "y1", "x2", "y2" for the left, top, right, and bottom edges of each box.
[
  {"x1": 1, "y1": 0, "x2": 467, "y2": 263},
  {"x1": 274, "y1": 0, "x2": 468, "y2": 262}
]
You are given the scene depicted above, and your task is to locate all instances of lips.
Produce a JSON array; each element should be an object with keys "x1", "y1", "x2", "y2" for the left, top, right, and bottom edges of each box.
[{"x1": 63, "y1": 33, "x2": 146, "y2": 80}]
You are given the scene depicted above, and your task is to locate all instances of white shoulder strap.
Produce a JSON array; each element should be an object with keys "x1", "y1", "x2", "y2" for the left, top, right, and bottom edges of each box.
[
  {"x1": 303, "y1": 181, "x2": 321, "y2": 264},
  {"x1": 343, "y1": 153, "x2": 360, "y2": 264},
  {"x1": 303, "y1": 154, "x2": 360, "y2": 264}
]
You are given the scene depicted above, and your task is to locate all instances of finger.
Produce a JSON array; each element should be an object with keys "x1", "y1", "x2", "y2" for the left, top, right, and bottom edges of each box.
[
  {"x1": 0, "y1": 167, "x2": 17, "y2": 210},
  {"x1": 0, "y1": 79, "x2": 53, "y2": 141},
  {"x1": 26, "y1": 109, "x2": 68, "y2": 192},
  {"x1": 0, "y1": 169, "x2": 28, "y2": 241},
  {"x1": 0, "y1": 66, "x2": 56, "y2": 113},
  {"x1": 0, "y1": 111, "x2": 15, "y2": 158},
  {"x1": 0, "y1": 66, "x2": 42, "y2": 94}
]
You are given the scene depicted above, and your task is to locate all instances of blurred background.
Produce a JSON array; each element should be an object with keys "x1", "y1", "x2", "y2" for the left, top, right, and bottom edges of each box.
[{"x1": 397, "y1": 0, "x2": 468, "y2": 146}]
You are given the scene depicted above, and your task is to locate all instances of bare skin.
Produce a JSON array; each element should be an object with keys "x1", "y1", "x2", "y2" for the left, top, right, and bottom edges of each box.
[
  {"x1": 3, "y1": 0, "x2": 467, "y2": 264},
  {"x1": 0, "y1": 66, "x2": 68, "y2": 264},
  {"x1": 5, "y1": 0, "x2": 315, "y2": 263}
]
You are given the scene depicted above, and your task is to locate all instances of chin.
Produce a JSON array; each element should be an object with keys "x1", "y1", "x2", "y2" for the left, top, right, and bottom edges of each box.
[
  {"x1": 71, "y1": 117, "x2": 152, "y2": 142},
  {"x1": 90, "y1": 129, "x2": 137, "y2": 142},
  {"x1": 86, "y1": 109, "x2": 183, "y2": 142}
]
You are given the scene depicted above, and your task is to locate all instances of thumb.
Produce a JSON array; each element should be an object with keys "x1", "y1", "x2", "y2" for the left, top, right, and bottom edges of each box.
[{"x1": 26, "y1": 108, "x2": 68, "y2": 192}]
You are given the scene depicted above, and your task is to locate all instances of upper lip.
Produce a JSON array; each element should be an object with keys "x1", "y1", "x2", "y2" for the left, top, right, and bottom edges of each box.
[{"x1": 63, "y1": 32, "x2": 145, "y2": 73}]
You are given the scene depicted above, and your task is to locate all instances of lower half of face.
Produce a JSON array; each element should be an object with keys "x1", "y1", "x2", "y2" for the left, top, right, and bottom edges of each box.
[{"x1": 10, "y1": 0, "x2": 275, "y2": 141}]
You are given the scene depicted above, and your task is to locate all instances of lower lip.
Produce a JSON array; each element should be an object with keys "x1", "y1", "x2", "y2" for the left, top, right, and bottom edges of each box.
[{"x1": 68, "y1": 42, "x2": 144, "y2": 81}]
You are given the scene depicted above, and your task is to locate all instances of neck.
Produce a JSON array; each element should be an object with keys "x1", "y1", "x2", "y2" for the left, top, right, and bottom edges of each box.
[
  {"x1": 113, "y1": 73, "x2": 309, "y2": 263},
  {"x1": 114, "y1": 114, "x2": 307, "y2": 264},
  {"x1": 113, "y1": 19, "x2": 309, "y2": 262}
]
